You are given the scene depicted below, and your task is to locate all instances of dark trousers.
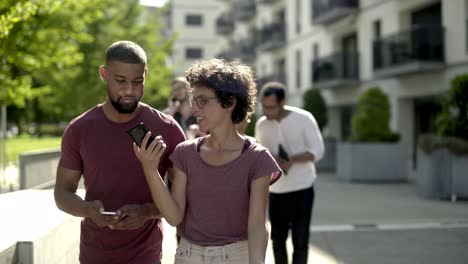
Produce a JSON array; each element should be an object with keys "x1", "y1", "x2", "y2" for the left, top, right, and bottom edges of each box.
[{"x1": 269, "y1": 185, "x2": 315, "y2": 264}]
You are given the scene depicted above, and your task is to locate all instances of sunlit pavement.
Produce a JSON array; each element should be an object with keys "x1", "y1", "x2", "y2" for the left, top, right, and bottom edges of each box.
[
  {"x1": 162, "y1": 172, "x2": 468, "y2": 264},
  {"x1": 0, "y1": 163, "x2": 19, "y2": 193},
  {"x1": 161, "y1": 220, "x2": 341, "y2": 264}
]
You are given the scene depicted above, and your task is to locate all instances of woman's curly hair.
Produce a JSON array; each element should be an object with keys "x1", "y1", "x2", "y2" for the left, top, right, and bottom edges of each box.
[{"x1": 185, "y1": 58, "x2": 257, "y2": 124}]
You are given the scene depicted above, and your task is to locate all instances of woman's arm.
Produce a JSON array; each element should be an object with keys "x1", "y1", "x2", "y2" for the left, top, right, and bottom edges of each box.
[
  {"x1": 133, "y1": 133, "x2": 187, "y2": 226},
  {"x1": 248, "y1": 175, "x2": 271, "y2": 264}
]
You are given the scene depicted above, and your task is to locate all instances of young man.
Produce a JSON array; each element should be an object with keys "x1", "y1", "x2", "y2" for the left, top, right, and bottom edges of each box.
[
  {"x1": 54, "y1": 40, "x2": 185, "y2": 264},
  {"x1": 255, "y1": 82, "x2": 324, "y2": 264}
]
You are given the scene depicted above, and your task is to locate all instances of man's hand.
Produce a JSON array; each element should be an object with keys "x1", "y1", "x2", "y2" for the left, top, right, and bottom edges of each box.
[
  {"x1": 88, "y1": 200, "x2": 122, "y2": 227},
  {"x1": 277, "y1": 158, "x2": 291, "y2": 174},
  {"x1": 109, "y1": 204, "x2": 151, "y2": 230}
]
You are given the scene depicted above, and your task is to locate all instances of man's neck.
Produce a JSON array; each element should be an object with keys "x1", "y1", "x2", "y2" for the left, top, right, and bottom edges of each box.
[{"x1": 275, "y1": 107, "x2": 289, "y2": 122}]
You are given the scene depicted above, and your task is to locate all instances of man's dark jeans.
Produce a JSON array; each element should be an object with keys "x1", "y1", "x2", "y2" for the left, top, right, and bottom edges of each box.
[{"x1": 269, "y1": 185, "x2": 315, "y2": 264}]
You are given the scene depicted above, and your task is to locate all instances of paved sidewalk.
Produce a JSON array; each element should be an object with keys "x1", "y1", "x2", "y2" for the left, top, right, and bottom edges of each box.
[{"x1": 162, "y1": 173, "x2": 468, "y2": 264}]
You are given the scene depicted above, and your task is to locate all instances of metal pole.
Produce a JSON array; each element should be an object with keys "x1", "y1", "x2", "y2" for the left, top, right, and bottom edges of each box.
[{"x1": 0, "y1": 104, "x2": 5, "y2": 192}]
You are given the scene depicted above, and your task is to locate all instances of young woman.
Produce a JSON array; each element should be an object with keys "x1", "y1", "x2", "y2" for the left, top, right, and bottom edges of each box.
[{"x1": 134, "y1": 58, "x2": 281, "y2": 263}]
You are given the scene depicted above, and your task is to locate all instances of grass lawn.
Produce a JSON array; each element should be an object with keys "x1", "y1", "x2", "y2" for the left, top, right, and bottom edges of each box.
[{"x1": 5, "y1": 135, "x2": 62, "y2": 162}]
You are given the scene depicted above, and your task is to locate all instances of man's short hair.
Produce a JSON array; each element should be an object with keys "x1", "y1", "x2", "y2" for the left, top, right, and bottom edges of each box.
[
  {"x1": 105, "y1": 40, "x2": 147, "y2": 65},
  {"x1": 261, "y1": 81, "x2": 286, "y2": 103}
]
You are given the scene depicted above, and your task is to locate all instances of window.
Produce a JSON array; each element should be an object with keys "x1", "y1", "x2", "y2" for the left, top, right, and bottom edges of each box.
[
  {"x1": 296, "y1": 50, "x2": 302, "y2": 89},
  {"x1": 185, "y1": 48, "x2": 203, "y2": 59},
  {"x1": 296, "y1": 0, "x2": 301, "y2": 33},
  {"x1": 373, "y1": 20, "x2": 381, "y2": 40},
  {"x1": 313, "y1": 43, "x2": 319, "y2": 59},
  {"x1": 186, "y1": 14, "x2": 203, "y2": 26}
]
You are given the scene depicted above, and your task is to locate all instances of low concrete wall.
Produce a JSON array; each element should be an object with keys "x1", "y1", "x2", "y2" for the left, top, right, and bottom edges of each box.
[
  {"x1": 0, "y1": 190, "x2": 81, "y2": 264},
  {"x1": 19, "y1": 149, "x2": 60, "y2": 190},
  {"x1": 417, "y1": 148, "x2": 468, "y2": 200},
  {"x1": 316, "y1": 139, "x2": 336, "y2": 172},
  {"x1": 337, "y1": 142, "x2": 408, "y2": 182}
]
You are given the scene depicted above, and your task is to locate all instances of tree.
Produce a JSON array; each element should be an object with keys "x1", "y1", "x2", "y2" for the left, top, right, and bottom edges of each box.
[
  {"x1": 1, "y1": 0, "x2": 109, "y2": 132},
  {"x1": 1, "y1": 0, "x2": 174, "y2": 132}
]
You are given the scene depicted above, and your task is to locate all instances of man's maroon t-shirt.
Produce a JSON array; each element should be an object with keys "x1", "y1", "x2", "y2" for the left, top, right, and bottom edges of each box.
[{"x1": 59, "y1": 103, "x2": 185, "y2": 264}]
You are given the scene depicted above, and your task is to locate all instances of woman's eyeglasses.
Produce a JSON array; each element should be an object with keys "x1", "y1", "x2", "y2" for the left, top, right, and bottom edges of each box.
[{"x1": 189, "y1": 95, "x2": 218, "y2": 108}]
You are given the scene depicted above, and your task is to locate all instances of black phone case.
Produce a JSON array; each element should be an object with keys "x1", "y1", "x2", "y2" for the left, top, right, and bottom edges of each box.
[
  {"x1": 278, "y1": 144, "x2": 289, "y2": 161},
  {"x1": 127, "y1": 122, "x2": 155, "y2": 148}
]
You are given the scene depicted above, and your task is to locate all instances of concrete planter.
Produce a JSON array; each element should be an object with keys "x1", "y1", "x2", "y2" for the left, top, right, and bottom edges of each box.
[
  {"x1": 337, "y1": 142, "x2": 408, "y2": 182},
  {"x1": 416, "y1": 148, "x2": 468, "y2": 201},
  {"x1": 316, "y1": 139, "x2": 336, "y2": 172}
]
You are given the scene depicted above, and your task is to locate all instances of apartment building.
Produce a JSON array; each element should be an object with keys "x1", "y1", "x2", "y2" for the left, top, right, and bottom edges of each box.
[
  {"x1": 166, "y1": 0, "x2": 227, "y2": 76},
  {"x1": 168, "y1": 0, "x2": 468, "y2": 169}
]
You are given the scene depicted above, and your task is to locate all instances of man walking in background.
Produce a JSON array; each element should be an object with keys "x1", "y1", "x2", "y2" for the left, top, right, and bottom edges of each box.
[{"x1": 255, "y1": 81, "x2": 324, "y2": 264}]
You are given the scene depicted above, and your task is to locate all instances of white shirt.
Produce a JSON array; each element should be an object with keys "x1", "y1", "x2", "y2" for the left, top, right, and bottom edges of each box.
[{"x1": 255, "y1": 106, "x2": 324, "y2": 193}]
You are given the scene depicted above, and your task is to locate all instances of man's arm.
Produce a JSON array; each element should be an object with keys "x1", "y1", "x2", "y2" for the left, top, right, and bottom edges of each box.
[
  {"x1": 54, "y1": 166, "x2": 119, "y2": 227},
  {"x1": 54, "y1": 166, "x2": 91, "y2": 217}
]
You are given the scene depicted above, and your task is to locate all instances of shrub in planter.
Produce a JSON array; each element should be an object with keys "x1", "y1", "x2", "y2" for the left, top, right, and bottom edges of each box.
[
  {"x1": 337, "y1": 87, "x2": 406, "y2": 181},
  {"x1": 303, "y1": 88, "x2": 327, "y2": 131},
  {"x1": 303, "y1": 88, "x2": 335, "y2": 171},
  {"x1": 351, "y1": 87, "x2": 399, "y2": 142},
  {"x1": 416, "y1": 74, "x2": 468, "y2": 200},
  {"x1": 436, "y1": 74, "x2": 468, "y2": 141}
]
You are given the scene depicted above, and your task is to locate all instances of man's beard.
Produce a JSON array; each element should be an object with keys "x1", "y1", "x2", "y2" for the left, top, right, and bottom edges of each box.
[{"x1": 109, "y1": 96, "x2": 140, "y2": 114}]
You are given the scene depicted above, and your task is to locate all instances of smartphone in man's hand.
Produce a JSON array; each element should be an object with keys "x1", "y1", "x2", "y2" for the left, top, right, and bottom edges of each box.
[
  {"x1": 127, "y1": 122, "x2": 156, "y2": 148},
  {"x1": 278, "y1": 144, "x2": 289, "y2": 162},
  {"x1": 100, "y1": 211, "x2": 117, "y2": 216}
]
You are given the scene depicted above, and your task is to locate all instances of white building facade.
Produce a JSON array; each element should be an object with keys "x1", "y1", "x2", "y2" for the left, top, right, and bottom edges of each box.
[{"x1": 168, "y1": 0, "x2": 468, "y2": 169}]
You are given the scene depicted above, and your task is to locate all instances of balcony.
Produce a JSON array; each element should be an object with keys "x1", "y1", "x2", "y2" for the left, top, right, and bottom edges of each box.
[
  {"x1": 373, "y1": 25, "x2": 445, "y2": 78},
  {"x1": 312, "y1": 0, "x2": 359, "y2": 25},
  {"x1": 233, "y1": 0, "x2": 256, "y2": 21},
  {"x1": 217, "y1": 40, "x2": 256, "y2": 63},
  {"x1": 257, "y1": 22, "x2": 286, "y2": 52},
  {"x1": 216, "y1": 13, "x2": 234, "y2": 35},
  {"x1": 256, "y1": 72, "x2": 287, "y2": 89},
  {"x1": 256, "y1": 0, "x2": 280, "y2": 4},
  {"x1": 312, "y1": 51, "x2": 359, "y2": 89}
]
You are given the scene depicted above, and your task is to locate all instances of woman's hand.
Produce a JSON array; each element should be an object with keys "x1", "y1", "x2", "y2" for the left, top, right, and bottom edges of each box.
[{"x1": 133, "y1": 132, "x2": 166, "y2": 173}]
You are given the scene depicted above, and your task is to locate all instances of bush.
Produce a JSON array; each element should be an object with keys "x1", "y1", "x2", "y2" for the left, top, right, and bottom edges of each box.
[
  {"x1": 303, "y1": 89, "x2": 328, "y2": 131},
  {"x1": 418, "y1": 134, "x2": 468, "y2": 155},
  {"x1": 351, "y1": 87, "x2": 400, "y2": 142},
  {"x1": 245, "y1": 113, "x2": 257, "y2": 137},
  {"x1": 436, "y1": 74, "x2": 468, "y2": 141}
]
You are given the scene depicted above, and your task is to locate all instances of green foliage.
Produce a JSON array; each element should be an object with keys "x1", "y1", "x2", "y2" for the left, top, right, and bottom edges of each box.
[
  {"x1": 418, "y1": 134, "x2": 468, "y2": 156},
  {"x1": 1, "y1": 0, "x2": 174, "y2": 128},
  {"x1": 351, "y1": 87, "x2": 400, "y2": 142},
  {"x1": 302, "y1": 88, "x2": 327, "y2": 131},
  {"x1": 245, "y1": 113, "x2": 257, "y2": 137},
  {"x1": 436, "y1": 74, "x2": 468, "y2": 141},
  {"x1": 6, "y1": 134, "x2": 61, "y2": 162},
  {"x1": 0, "y1": 0, "x2": 101, "y2": 108}
]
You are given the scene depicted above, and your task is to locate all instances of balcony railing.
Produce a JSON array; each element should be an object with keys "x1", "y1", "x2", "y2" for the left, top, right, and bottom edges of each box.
[
  {"x1": 312, "y1": 0, "x2": 359, "y2": 25},
  {"x1": 233, "y1": 0, "x2": 256, "y2": 21},
  {"x1": 312, "y1": 51, "x2": 359, "y2": 89},
  {"x1": 256, "y1": 0, "x2": 280, "y2": 4},
  {"x1": 217, "y1": 40, "x2": 256, "y2": 63},
  {"x1": 373, "y1": 25, "x2": 445, "y2": 77},
  {"x1": 216, "y1": 13, "x2": 234, "y2": 35},
  {"x1": 256, "y1": 72, "x2": 287, "y2": 89},
  {"x1": 257, "y1": 22, "x2": 286, "y2": 51}
]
